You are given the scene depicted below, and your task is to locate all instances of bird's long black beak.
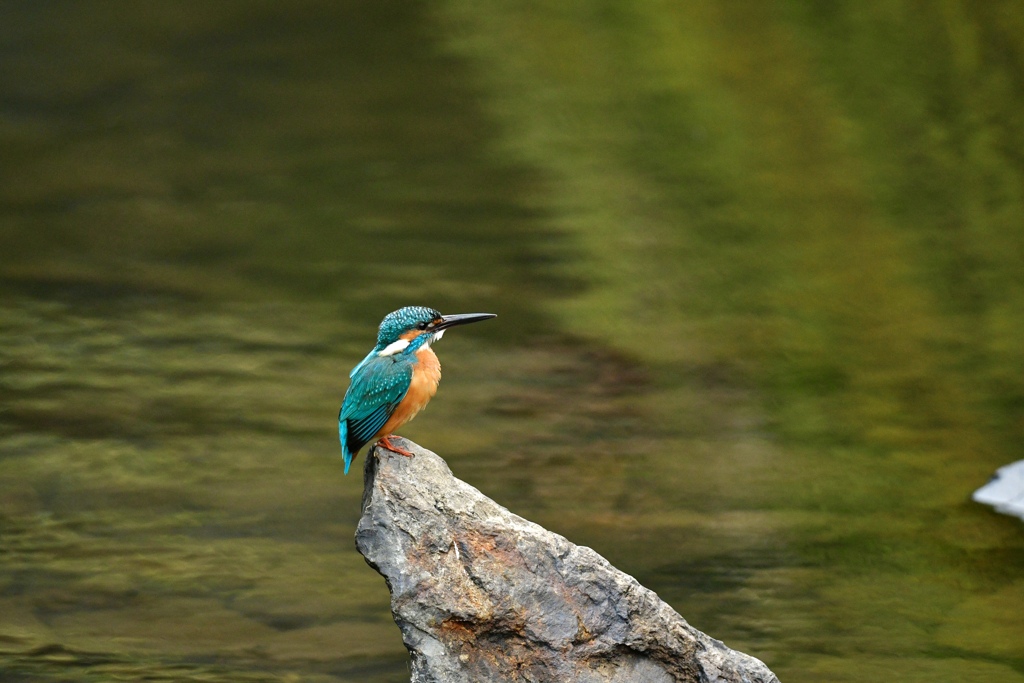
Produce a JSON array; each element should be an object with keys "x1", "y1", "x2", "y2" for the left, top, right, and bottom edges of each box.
[{"x1": 435, "y1": 312, "x2": 496, "y2": 330}]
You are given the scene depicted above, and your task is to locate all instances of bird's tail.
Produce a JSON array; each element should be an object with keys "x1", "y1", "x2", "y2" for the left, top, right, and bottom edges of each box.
[{"x1": 339, "y1": 415, "x2": 354, "y2": 475}]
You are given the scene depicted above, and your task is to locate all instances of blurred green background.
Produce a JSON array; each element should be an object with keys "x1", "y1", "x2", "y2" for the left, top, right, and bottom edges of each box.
[{"x1": 2, "y1": 2, "x2": 1023, "y2": 681}]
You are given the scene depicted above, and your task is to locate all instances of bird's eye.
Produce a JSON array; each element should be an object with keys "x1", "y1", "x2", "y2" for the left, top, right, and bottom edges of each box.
[{"x1": 416, "y1": 321, "x2": 428, "y2": 330}]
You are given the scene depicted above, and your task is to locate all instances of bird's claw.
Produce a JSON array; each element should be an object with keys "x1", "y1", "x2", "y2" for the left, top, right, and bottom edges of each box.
[{"x1": 378, "y1": 435, "x2": 414, "y2": 457}]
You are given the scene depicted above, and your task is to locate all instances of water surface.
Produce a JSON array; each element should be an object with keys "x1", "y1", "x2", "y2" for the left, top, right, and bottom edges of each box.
[{"x1": 2, "y1": 2, "x2": 1024, "y2": 682}]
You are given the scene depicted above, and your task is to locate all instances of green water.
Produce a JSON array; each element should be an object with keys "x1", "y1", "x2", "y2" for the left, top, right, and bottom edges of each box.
[{"x1": 2, "y1": 2, "x2": 1023, "y2": 681}]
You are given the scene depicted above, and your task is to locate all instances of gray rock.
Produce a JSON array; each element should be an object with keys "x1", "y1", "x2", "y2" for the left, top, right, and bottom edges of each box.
[{"x1": 355, "y1": 438, "x2": 780, "y2": 683}]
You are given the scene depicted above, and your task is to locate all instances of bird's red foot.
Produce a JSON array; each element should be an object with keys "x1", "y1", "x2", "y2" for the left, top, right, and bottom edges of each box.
[{"x1": 377, "y1": 435, "x2": 414, "y2": 457}]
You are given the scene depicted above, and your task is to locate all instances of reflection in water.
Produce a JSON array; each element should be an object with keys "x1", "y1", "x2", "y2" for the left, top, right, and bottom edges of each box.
[{"x1": 2, "y1": 2, "x2": 1024, "y2": 682}]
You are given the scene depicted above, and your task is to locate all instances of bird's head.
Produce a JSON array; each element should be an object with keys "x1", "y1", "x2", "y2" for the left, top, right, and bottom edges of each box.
[{"x1": 374, "y1": 306, "x2": 496, "y2": 357}]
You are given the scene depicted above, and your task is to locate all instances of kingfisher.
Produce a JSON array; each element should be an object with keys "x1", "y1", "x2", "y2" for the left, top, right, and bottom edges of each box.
[{"x1": 338, "y1": 306, "x2": 496, "y2": 474}]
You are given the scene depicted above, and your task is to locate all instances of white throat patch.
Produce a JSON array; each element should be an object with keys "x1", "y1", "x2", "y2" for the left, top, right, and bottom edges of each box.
[
  {"x1": 420, "y1": 329, "x2": 445, "y2": 349},
  {"x1": 377, "y1": 339, "x2": 410, "y2": 357}
]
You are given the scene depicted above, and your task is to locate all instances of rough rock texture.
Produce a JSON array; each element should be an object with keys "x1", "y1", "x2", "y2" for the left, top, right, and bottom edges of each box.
[{"x1": 355, "y1": 438, "x2": 780, "y2": 683}]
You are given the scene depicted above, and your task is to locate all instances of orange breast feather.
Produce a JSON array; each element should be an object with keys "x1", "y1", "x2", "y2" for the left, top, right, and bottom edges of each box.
[{"x1": 373, "y1": 346, "x2": 441, "y2": 441}]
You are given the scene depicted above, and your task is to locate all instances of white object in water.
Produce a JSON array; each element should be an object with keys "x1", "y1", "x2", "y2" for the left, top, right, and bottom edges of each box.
[{"x1": 973, "y1": 459, "x2": 1024, "y2": 521}]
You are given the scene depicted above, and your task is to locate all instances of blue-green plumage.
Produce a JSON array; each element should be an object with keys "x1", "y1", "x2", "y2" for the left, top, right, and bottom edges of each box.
[
  {"x1": 338, "y1": 306, "x2": 496, "y2": 475},
  {"x1": 339, "y1": 353, "x2": 415, "y2": 474}
]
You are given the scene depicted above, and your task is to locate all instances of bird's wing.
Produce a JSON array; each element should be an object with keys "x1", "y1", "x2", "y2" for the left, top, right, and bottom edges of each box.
[{"x1": 339, "y1": 354, "x2": 414, "y2": 455}]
